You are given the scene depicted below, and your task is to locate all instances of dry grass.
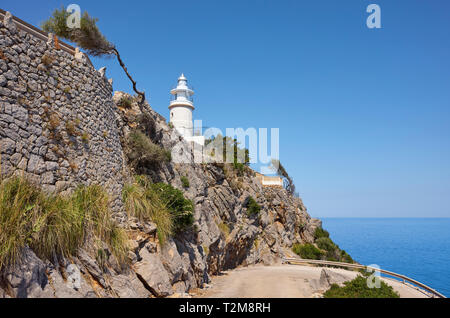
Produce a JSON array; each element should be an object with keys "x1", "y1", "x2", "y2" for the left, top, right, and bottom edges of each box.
[
  {"x1": 48, "y1": 113, "x2": 61, "y2": 131},
  {"x1": 0, "y1": 177, "x2": 128, "y2": 270},
  {"x1": 122, "y1": 176, "x2": 173, "y2": 245},
  {"x1": 41, "y1": 54, "x2": 54, "y2": 67},
  {"x1": 65, "y1": 120, "x2": 77, "y2": 136},
  {"x1": 218, "y1": 222, "x2": 230, "y2": 238}
]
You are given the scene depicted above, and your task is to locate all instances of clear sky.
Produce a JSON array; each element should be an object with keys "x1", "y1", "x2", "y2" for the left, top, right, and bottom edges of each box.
[{"x1": 5, "y1": 1, "x2": 450, "y2": 217}]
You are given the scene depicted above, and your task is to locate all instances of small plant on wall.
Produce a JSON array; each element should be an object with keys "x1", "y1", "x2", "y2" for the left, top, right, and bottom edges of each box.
[{"x1": 181, "y1": 176, "x2": 190, "y2": 189}]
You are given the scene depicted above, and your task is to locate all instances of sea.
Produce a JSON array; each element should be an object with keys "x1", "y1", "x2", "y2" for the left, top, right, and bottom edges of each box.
[{"x1": 321, "y1": 218, "x2": 450, "y2": 297}]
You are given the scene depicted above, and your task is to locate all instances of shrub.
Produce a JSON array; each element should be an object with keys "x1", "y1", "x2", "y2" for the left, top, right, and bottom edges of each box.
[
  {"x1": 117, "y1": 95, "x2": 133, "y2": 109},
  {"x1": 122, "y1": 176, "x2": 173, "y2": 244},
  {"x1": 180, "y1": 176, "x2": 190, "y2": 189},
  {"x1": 0, "y1": 177, "x2": 128, "y2": 269},
  {"x1": 316, "y1": 237, "x2": 336, "y2": 253},
  {"x1": 150, "y1": 183, "x2": 194, "y2": 233},
  {"x1": 125, "y1": 130, "x2": 171, "y2": 170},
  {"x1": 292, "y1": 243, "x2": 324, "y2": 260},
  {"x1": 314, "y1": 227, "x2": 330, "y2": 240},
  {"x1": 323, "y1": 275, "x2": 400, "y2": 298},
  {"x1": 123, "y1": 177, "x2": 194, "y2": 240},
  {"x1": 246, "y1": 196, "x2": 261, "y2": 216}
]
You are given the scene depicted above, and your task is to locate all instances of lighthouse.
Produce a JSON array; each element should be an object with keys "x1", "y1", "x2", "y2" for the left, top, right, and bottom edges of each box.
[
  {"x1": 169, "y1": 74, "x2": 204, "y2": 148},
  {"x1": 169, "y1": 74, "x2": 195, "y2": 138}
]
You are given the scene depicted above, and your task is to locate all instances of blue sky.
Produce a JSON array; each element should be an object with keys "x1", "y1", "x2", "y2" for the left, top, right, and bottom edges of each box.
[{"x1": 6, "y1": 1, "x2": 450, "y2": 217}]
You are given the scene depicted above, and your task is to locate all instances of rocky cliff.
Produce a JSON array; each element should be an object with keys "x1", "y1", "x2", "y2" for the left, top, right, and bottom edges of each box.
[{"x1": 0, "y1": 11, "x2": 322, "y2": 298}]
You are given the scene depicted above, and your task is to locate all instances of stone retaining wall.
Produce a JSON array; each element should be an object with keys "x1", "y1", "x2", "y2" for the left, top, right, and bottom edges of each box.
[{"x1": 0, "y1": 12, "x2": 125, "y2": 214}]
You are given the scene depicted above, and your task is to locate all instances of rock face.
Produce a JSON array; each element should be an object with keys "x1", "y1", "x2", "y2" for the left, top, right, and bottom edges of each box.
[{"x1": 0, "y1": 12, "x2": 322, "y2": 298}]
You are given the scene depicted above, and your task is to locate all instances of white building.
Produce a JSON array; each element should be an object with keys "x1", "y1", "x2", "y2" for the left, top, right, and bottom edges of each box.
[
  {"x1": 169, "y1": 74, "x2": 204, "y2": 162},
  {"x1": 255, "y1": 172, "x2": 284, "y2": 188}
]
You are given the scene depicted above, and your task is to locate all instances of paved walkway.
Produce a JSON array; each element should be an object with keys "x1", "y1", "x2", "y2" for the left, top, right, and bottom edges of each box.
[{"x1": 196, "y1": 265, "x2": 429, "y2": 298}]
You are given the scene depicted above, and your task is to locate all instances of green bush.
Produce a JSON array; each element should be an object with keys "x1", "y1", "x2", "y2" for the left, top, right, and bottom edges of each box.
[
  {"x1": 340, "y1": 250, "x2": 354, "y2": 264},
  {"x1": 323, "y1": 275, "x2": 400, "y2": 298},
  {"x1": 122, "y1": 176, "x2": 173, "y2": 244},
  {"x1": 314, "y1": 227, "x2": 330, "y2": 240},
  {"x1": 0, "y1": 177, "x2": 128, "y2": 269},
  {"x1": 246, "y1": 196, "x2": 261, "y2": 216},
  {"x1": 180, "y1": 176, "x2": 190, "y2": 189},
  {"x1": 292, "y1": 243, "x2": 324, "y2": 260},
  {"x1": 126, "y1": 130, "x2": 171, "y2": 170},
  {"x1": 316, "y1": 237, "x2": 336, "y2": 252},
  {"x1": 150, "y1": 183, "x2": 194, "y2": 233},
  {"x1": 123, "y1": 177, "x2": 194, "y2": 237}
]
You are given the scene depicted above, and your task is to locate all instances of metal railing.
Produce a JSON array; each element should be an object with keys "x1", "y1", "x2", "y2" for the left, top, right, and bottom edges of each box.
[
  {"x1": 0, "y1": 8, "x2": 93, "y2": 67},
  {"x1": 282, "y1": 257, "x2": 446, "y2": 298}
]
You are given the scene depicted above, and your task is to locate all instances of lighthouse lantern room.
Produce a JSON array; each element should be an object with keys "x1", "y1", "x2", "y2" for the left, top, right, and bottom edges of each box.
[{"x1": 169, "y1": 74, "x2": 195, "y2": 138}]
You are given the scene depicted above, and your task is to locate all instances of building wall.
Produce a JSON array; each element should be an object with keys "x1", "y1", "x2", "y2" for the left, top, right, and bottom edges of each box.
[
  {"x1": 0, "y1": 16, "x2": 125, "y2": 214},
  {"x1": 255, "y1": 173, "x2": 284, "y2": 187},
  {"x1": 170, "y1": 105, "x2": 193, "y2": 137}
]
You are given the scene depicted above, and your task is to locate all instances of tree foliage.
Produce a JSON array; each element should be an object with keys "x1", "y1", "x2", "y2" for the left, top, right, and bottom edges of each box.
[
  {"x1": 271, "y1": 159, "x2": 295, "y2": 195},
  {"x1": 42, "y1": 7, "x2": 146, "y2": 105},
  {"x1": 205, "y1": 134, "x2": 250, "y2": 174}
]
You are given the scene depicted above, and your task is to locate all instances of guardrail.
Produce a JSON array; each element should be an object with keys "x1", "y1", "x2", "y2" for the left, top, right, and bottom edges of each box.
[
  {"x1": 0, "y1": 8, "x2": 93, "y2": 67},
  {"x1": 282, "y1": 257, "x2": 446, "y2": 298}
]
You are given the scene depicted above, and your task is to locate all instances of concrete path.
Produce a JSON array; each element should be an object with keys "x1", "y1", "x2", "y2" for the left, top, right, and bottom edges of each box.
[{"x1": 196, "y1": 264, "x2": 429, "y2": 298}]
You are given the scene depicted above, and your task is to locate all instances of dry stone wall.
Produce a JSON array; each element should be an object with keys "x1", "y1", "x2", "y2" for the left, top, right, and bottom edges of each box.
[{"x1": 0, "y1": 13, "x2": 126, "y2": 213}]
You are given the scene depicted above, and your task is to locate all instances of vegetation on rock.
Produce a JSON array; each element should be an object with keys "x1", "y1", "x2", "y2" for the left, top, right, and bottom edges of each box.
[
  {"x1": 0, "y1": 176, "x2": 128, "y2": 270},
  {"x1": 180, "y1": 176, "x2": 190, "y2": 189},
  {"x1": 293, "y1": 227, "x2": 354, "y2": 263},
  {"x1": 323, "y1": 275, "x2": 400, "y2": 298},
  {"x1": 246, "y1": 196, "x2": 261, "y2": 216},
  {"x1": 125, "y1": 130, "x2": 171, "y2": 171},
  {"x1": 314, "y1": 227, "x2": 330, "y2": 240},
  {"x1": 123, "y1": 176, "x2": 194, "y2": 243},
  {"x1": 150, "y1": 183, "x2": 194, "y2": 233},
  {"x1": 42, "y1": 7, "x2": 146, "y2": 107},
  {"x1": 123, "y1": 176, "x2": 173, "y2": 244},
  {"x1": 205, "y1": 134, "x2": 250, "y2": 175},
  {"x1": 292, "y1": 243, "x2": 324, "y2": 260}
]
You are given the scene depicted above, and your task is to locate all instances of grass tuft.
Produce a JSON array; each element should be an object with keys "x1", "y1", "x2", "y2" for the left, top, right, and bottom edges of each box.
[
  {"x1": 180, "y1": 176, "x2": 190, "y2": 189},
  {"x1": 123, "y1": 176, "x2": 194, "y2": 244},
  {"x1": 122, "y1": 176, "x2": 173, "y2": 245},
  {"x1": 0, "y1": 176, "x2": 128, "y2": 270}
]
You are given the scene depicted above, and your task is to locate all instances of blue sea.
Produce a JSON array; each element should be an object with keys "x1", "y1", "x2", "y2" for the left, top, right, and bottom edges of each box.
[{"x1": 321, "y1": 218, "x2": 450, "y2": 297}]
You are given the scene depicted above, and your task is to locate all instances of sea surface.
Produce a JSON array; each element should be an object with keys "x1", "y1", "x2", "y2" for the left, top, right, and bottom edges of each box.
[{"x1": 320, "y1": 218, "x2": 450, "y2": 297}]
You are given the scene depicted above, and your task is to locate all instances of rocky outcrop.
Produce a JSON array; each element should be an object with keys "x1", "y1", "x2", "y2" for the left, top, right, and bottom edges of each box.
[{"x1": 0, "y1": 12, "x2": 322, "y2": 298}]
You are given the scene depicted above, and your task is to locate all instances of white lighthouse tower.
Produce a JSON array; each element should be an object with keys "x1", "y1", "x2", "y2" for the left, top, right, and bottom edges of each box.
[
  {"x1": 169, "y1": 74, "x2": 204, "y2": 146},
  {"x1": 169, "y1": 74, "x2": 195, "y2": 137}
]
